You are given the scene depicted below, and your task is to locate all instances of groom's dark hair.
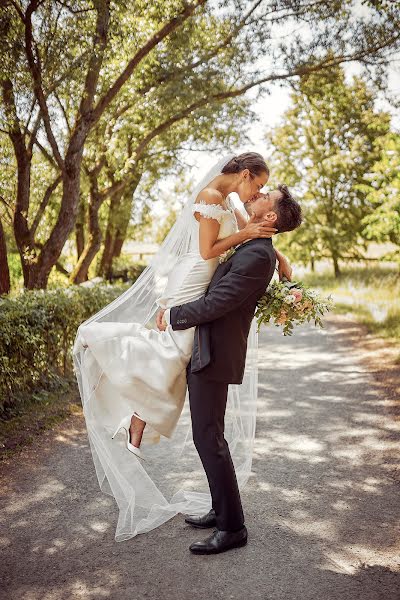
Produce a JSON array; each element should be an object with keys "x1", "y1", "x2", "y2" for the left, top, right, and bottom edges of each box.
[{"x1": 273, "y1": 184, "x2": 302, "y2": 233}]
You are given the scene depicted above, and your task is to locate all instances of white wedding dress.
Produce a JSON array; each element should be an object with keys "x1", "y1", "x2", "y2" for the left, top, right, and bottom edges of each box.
[
  {"x1": 78, "y1": 197, "x2": 238, "y2": 444},
  {"x1": 73, "y1": 154, "x2": 260, "y2": 542}
]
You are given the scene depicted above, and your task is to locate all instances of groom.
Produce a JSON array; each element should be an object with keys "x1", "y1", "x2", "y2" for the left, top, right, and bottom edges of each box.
[{"x1": 157, "y1": 185, "x2": 302, "y2": 554}]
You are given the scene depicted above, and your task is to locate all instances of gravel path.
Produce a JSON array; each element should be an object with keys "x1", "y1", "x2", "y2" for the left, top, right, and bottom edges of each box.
[{"x1": 1, "y1": 319, "x2": 399, "y2": 600}]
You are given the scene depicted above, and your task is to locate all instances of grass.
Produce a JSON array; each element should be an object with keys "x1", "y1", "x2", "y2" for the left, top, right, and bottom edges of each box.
[
  {"x1": 301, "y1": 265, "x2": 400, "y2": 345},
  {"x1": 0, "y1": 380, "x2": 82, "y2": 462}
]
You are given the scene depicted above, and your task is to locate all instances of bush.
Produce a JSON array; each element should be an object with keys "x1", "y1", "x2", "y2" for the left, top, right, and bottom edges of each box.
[
  {"x1": 0, "y1": 283, "x2": 130, "y2": 418},
  {"x1": 107, "y1": 256, "x2": 147, "y2": 282}
]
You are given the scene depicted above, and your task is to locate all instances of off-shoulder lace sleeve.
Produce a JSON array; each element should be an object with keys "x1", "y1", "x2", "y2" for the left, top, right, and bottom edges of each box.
[{"x1": 192, "y1": 201, "x2": 225, "y2": 224}]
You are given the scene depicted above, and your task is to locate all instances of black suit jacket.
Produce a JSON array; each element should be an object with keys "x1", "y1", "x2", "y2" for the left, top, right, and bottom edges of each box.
[{"x1": 169, "y1": 237, "x2": 276, "y2": 384}]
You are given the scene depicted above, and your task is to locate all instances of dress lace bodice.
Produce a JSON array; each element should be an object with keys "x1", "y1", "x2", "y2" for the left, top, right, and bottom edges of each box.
[
  {"x1": 191, "y1": 195, "x2": 238, "y2": 241},
  {"x1": 156, "y1": 195, "x2": 238, "y2": 309}
]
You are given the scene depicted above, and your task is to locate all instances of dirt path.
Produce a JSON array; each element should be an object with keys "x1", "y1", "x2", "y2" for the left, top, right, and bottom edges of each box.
[{"x1": 1, "y1": 318, "x2": 399, "y2": 600}]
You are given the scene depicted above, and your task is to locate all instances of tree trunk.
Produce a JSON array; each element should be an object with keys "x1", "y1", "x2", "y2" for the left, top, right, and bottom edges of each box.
[
  {"x1": 75, "y1": 223, "x2": 85, "y2": 260},
  {"x1": 13, "y1": 151, "x2": 36, "y2": 287},
  {"x1": 2, "y1": 78, "x2": 36, "y2": 288},
  {"x1": 97, "y1": 177, "x2": 141, "y2": 278},
  {"x1": 28, "y1": 144, "x2": 84, "y2": 288},
  {"x1": 112, "y1": 205, "x2": 131, "y2": 259},
  {"x1": 0, "y1": 218, "x2": 11, "y2": 295},
  {"x1": 333, "y1": 254, "x2": 341, "y2": 278},
  {"x1": 69, "y1": 189, "x2": 103, "y2": 284},
  {"x1": 97, "y1": 223, "x2": 115, "y2": 279},
  {"x1": 70, "y1": 230, "x2": 102, "y2": 284},
  {"x1": 75, "y1": 198, "x2": 86, "y2": 259},
  {"x1": 97, "y1": 192, "x2": 120, "y2": 280}
]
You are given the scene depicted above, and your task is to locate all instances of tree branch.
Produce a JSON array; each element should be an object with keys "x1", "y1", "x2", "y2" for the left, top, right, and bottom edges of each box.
[
  {"x1": 1, "y1": 78, "x2": 30, "y2": 221},
  {"x1": 24, "y1": 0, "x2": 64, "y2": 169},
  {"x1": 91, "y1": 0, "x2": 207, "y2": 123},
  {"x1": 1, "y1": 78, "x2": 23, "y2": 145},
  {"x1": 33, "y1": 240, "x2": 70, "y2": 275},
  {"x1": 134, "y1": 0, "x2": 263, "y2": 99},
  {"x1": 54, "y1": 91, "x2": 71, "y2": 134},
  {"x1": 77, "y1": 0, "x2": 110, "y2": 120},
  {"x1": 0, "y1": 196, "x2": 13, "y2": 224},
  {"x1": 133, "y1": 40, "x2": 395, "y2": 160},
  {"x1": 26, "y1": 111, "x2": 42, "y2": 153},
  {"x1": 227, "y1": 33, "x2": 400, "y2": 94},
  {"x1": 29, "y1": 133, "x2": 58, "y2": 168},
  {"x1": 22, "y1": 97, "x2": 38, "y2": 137},
  {"x1": 47, "y1": 49, "x2": 92, "y2": 97},
  {"x1": 30, "y1": 174, "x2": 62, "y2": 237},
  {"x1": 54, "y1": 0, "x2": 95, "y2": 15},
  {"x1": 9, "y1": 0, "x2": 25, "y2": 21}
]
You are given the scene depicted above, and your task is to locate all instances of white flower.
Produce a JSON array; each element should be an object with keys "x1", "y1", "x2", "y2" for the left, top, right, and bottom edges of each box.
[
  {"x1": 219, "y1": 248, "x2": 236, "y2": 264},
  {"x1": 283, "y1": 295, "x2": 296, "y2": 304}
]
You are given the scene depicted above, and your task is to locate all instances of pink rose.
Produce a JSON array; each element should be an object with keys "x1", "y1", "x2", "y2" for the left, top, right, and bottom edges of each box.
[{"x1": 291, "y1": 289, "x2": 303, "y2": 303}]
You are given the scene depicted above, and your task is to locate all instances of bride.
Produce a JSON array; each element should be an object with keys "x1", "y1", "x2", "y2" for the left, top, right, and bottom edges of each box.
[{"x1": 73, "y1": 152, "x2": 292, "y2": 541}]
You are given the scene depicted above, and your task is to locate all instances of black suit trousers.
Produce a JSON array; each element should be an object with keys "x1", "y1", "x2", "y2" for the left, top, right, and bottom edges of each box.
[{"x1": 186, "y1": 360, "x2": 245, "y2": 531}]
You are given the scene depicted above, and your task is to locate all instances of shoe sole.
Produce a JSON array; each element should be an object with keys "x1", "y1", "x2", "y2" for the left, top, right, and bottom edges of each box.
[{"x1": 189, "y1": 537, "x2": 248, "y2": 554}]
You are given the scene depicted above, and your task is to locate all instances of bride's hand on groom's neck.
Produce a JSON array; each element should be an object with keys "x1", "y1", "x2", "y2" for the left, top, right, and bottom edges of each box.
[{"x1": 242, "y1": 213, "x2": 277, "y2": 240}]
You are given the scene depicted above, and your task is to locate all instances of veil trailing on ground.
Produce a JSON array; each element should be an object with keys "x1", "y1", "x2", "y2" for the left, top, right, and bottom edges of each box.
[{"x1": 73, "y1": 153, "x2": 260, "y2": 541}]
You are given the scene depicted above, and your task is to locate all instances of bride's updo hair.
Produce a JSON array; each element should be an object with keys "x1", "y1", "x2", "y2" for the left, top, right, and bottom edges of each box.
[{"x1": 221, "y1": 152, "x2": 269, "y2": 177}]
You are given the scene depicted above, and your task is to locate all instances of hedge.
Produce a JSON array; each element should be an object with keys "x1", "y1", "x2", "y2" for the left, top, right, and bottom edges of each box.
[{"x1": 0, "y1": 283, "x2": 133, "y2": 418}]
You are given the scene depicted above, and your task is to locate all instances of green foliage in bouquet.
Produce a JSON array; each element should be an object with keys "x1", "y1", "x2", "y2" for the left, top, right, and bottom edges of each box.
[{"x1": 255, "y1": 278, "x2": 333, "y2": 336}]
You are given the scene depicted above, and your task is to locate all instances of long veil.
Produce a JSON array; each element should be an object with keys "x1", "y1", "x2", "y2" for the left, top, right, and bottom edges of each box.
[{"x1": 72, "y1": 153, "x2": 260, "y2": 542}]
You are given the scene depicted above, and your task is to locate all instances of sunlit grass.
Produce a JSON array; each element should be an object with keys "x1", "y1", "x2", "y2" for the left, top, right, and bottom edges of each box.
[{"x1": 301, "y1": 266, "x2": 400, "y2": 343}]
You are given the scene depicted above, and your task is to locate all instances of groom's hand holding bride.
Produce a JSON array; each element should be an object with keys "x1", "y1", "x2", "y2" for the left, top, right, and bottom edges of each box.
[
  {"x1": 156, "y1": 308, "x2": 167, "y2": 332},
  {"x1": 276, "y1": 253, "x2": 293, "y2": 281}
]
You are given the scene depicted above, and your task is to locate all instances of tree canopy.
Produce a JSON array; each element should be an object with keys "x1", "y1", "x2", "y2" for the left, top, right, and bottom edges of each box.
[
  {"x1": 1, "y1": 0, "x2": 399, "y2": 290},
  {"x1": 266, "y1": 63, "x2": 391, "y2": 276},
  {"x1": 361, "y1": 132, "x2": 400, "y2": 261}
]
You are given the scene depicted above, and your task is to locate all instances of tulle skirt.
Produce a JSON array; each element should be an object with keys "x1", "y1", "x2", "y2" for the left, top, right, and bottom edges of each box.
[
  {"x1": 73, "y1": 318, "x2": 259, "y2": 541},
  {"x1": 78, "y1": 320, "x2": 195, "y2": 440}
]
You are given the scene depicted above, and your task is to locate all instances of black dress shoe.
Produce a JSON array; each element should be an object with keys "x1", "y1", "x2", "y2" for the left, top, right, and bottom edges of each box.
[
  {"x1": 189, "y1": 526, "x2": 248, "y2": 555},
  {"x1": 184, "y1": 508, "x2": 216, "y2": 529}
]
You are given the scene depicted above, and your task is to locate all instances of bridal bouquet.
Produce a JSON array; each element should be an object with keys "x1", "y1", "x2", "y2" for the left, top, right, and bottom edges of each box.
[{"x1": 255, "y1": 277, "x2": 333, "y2": 336}]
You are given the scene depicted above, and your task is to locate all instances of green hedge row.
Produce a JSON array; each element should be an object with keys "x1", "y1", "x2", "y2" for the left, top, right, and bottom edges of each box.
[{"x1": 0, "y1": 282, "x2": 134, "y2": 418}]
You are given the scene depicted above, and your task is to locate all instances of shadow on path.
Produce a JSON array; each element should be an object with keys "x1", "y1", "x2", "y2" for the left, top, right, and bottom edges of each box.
[{"x1": 0, "y1": 320, "x2": 399, "y2": 600}]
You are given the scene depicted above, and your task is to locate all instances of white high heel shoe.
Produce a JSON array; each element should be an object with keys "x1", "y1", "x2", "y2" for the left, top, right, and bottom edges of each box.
[{"x1": 111, "y1": 414, "x2": 146, "y2": 461}]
